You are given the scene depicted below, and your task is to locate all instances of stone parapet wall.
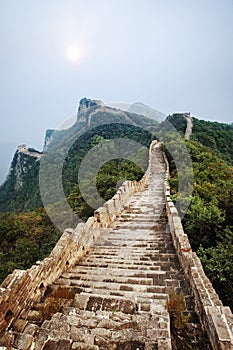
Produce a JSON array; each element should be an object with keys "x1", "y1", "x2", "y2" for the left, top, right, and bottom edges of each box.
[
  {"x1": 0, "y1": 143, "x2": 153, "y2": 332},
  {"x1": 163, "y1": 153, "x2": 233, "y2": 350},
  {"x1": 1, "y1": 139, "x2": 232, "y2": 350}
]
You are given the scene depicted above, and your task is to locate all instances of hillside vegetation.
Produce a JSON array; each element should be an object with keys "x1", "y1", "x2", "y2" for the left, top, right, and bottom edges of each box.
[
  {"x1": 167, "y1": 114, "x2": 233, "y2": 165},
  {"x1": 166, "y1": 139, "x2": 233, "y2": 310}
]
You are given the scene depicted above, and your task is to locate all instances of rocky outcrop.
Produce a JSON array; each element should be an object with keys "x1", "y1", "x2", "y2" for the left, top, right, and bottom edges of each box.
[
  {"x1": 7, "y1": 145, "x2": 41, "y2": 190},
  {"x1": 43, "y1": 130, "x2": 55, "y2": 149},
  {"x1": 77, "y1": 98, "x2": 105, "y2": 123}
]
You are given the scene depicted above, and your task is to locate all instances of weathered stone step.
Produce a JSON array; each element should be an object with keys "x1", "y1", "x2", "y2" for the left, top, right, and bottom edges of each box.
[
  {"x1": 119, "y1": 213, "x2": 160, "y2": 219},
  {"x1": 115, "y1": 223, "x2": 165, "y2": 230},
  {"x1": 89, "y1": 249, "x2": 175, "y2": 257},
  {"x1": 60, "y1": 271, "x2": 184, "y2": 286},
  {"x1": 60, "y1": 275, "x2": 153, "y2": 286},
  {"x1": 94, "y1": 238, "x2": 171, "y2": 247},
  {"x1": 28, "y1": 304, "x2": 168, "y2": 349},
  {"x1": 75, "y1": 261, "x2": 179, "y2": 272},
  {"x1": 101, "y1": 232, "x2": 167, "y2": 238},
  {"x1": 55, "y1": 279, "x2": 180, "y2": 296},
  {"x1": 78, "y1": 253, "x2": 178, "y2": 265},
  {"x1": 86, "y1": 253, "x2": 175, "y2": 261},
  {"x1": 75, "y1": 261, "x2": 181, "y2": 274},
  {"x1": 67, "y1": 266, "x2": 184, "y2": 279},
  {"x1": 73, "y1": 287, "x2": 169, "y2": 302},
  {"x1": 69, "y1": 266, "x2": 164, "y2": 277},
  {"x1": 94, "y1": 240, "x2": 174, "y2": 249},
  {"x1": 75, "y1": 263, "x2": 166, "y2": 272}
]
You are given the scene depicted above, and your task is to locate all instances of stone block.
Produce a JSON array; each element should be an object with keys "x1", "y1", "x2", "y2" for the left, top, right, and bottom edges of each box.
[
  {"x1": 14, "y1": 334, "x2": 33, "y2": 350},
  {"x1": 70, "y1": 326, "x2": 85, "y2": 341},
  {"x1": 57, "y1": 339, "x2": 71, "y2": 350},
  {"x1": 11, "y1": 319, "x2": 27, "y2": 333},
  {"x1": 157, "y1": 339, "x2": 172, "y2": 350},
  {"x1": 83, "y1": 334, "x2": 95, "y2": 345},
  {"x1": 42, "y1": 340, "x2": 59, "y2": 350},
  {"x1": 27, "y1": 310, "x2": 43, "y2": 322},
  {"x1": 81, "y1": 318, "x2": 98, "y2": 329},
  {"x1": 66, "y1": 315, "x2": 80, "y2": 326},
  {"x1": 74, "y1": 294, "x2": 89, "y2": 310},
  {"x1": 23, "y1": 323, "x2": 40, "y2": 336},
  {"x1": 97, "y1": 318, "x2": 119, "y2": 329},
  {"x1": 0, "y1": 331, "x2": 15, "y2": 347},
  {"x1": 33, "y1": 329, "x2": 48, "y2": 350},
  {"x1": 72, "y1": 343, "x2": 98, "y2": 350},
  {"x1": 91, "y1": 327, "x2": 112, "y2": 338}
]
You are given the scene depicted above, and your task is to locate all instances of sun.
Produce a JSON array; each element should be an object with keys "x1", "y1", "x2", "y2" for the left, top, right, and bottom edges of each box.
[{"x1": 66, "y1": 45, "x2": 82, "y2": 63}]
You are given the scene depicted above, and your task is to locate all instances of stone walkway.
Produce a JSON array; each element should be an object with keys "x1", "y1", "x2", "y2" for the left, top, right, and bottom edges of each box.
[{"x1": 4, "y1": 146, "x2": 201, "y2": 350}]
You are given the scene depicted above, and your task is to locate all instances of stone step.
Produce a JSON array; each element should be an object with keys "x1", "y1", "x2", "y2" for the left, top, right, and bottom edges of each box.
[
  {"x1": 67, "y1": 266, "x2": 184, "y2": 279},
  {"x1": 28, "y1": 305, "x2": 168, "y2": 349},
  {"x1": 75, "y1": 261, "x2": 181, "y2": 273},
  {"x1": 94, "y1": 241, "x2": 174, "y2": 249},
  {"x1": 89, "y1": 247, "x2": 174, "y2": 255},
  {"x1": 75, "y1": 262, "x2": 179, "y2": 273},
  {"x1": 115, "y1": 224, "x2": 165, "y2": 230},
  {"x1": 60, "y1": 271, "x2": 184, "y2": 286},
  {"x1": 72, "y1": 287, "x2": 169, "y2": 302},
  {"x1": 78, "y1": 254, "x2": 178, "y2": 265},
  {"x1": 69, "y1": 266, "x2": 164, "y2": 276},
  {"x1": 56, "y1": 279, "x2": 181, "y2": 296},
  {"x1": 93, "y1": 239, "x2": 171, "y2": 247}
]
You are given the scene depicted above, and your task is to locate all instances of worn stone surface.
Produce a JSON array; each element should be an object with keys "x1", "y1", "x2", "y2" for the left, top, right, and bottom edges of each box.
[{"x1": 0, "y1": 141, "x2": 232, "y2": 349}]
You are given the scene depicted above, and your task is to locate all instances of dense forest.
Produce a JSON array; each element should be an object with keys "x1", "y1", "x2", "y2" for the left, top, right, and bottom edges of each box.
[
  {"x1": 166, "y1": 115, "x2": 233, "y2": 309},
  {"x1": 0, "y1": 106, "x2": 232, "y2": 311}
]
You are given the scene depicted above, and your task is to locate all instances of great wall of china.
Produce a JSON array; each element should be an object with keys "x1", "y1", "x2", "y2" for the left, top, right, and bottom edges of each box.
[{"x1": 0, "y1": 141, "x2": 232, "y2": 350}]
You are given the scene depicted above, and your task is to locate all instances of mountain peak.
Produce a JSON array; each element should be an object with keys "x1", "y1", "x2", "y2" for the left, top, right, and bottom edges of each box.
[
  {"x1": 78, "y1": 97, "x2": 104, "y2": 113},
  {"x1": 77, "y1": 97, "x2": 104, "y2": 123},
  {"x1": 17, "y1": 145, "x2": 42, "y2": 159}
]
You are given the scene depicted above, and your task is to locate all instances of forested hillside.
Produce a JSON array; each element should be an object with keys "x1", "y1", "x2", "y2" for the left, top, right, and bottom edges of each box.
[
  {"x1": 166, "y1": 139, "x2": 233, "y2": 310},
  {"x1": 167, "y1": 114, "x2": 233, "y2": 164}
]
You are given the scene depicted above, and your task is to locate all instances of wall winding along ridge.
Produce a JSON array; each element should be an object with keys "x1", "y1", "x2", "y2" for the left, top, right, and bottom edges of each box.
[{"x1": 0, "y1": 141, "x2": 232, "y2": 350}]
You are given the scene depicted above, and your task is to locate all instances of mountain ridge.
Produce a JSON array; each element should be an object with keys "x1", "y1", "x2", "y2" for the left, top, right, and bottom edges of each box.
[
  {"x1": 0, "y1": 98, "x2": 159, "y2": 213},
  {"x1": 1, "y1": 98, "x2": 232, "y2": 214}
]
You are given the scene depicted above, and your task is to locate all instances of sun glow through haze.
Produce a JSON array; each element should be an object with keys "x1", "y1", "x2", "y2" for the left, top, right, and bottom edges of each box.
[{"x1": 66, "y1": 45, "x2": 82, "y2": 63}]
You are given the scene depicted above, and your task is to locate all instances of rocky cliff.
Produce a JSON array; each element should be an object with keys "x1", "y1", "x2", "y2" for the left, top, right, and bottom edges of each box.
[{"x1": 0, "y1": 145, "x2": 43, "y2": 212}]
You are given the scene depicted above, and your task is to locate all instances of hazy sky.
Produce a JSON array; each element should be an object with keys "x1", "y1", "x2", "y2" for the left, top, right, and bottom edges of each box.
[{"x1": 0, "y1": 0, "x2": 233, "y2": 182}]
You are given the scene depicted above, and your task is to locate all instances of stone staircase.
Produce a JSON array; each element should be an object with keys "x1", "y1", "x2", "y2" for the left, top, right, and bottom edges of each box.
[{"x1": 0, "y1": 145, "x2": 212, "y2": 350}]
